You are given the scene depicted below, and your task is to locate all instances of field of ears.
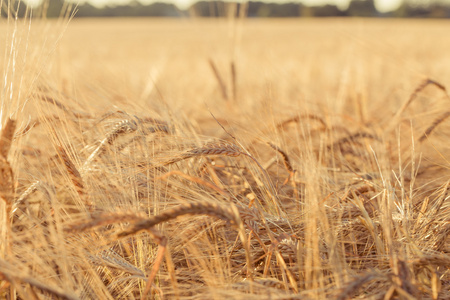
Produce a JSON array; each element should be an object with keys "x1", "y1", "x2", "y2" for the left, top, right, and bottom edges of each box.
[{"x1": 0, "y1": 9, "x2": 449, "y2": 300}]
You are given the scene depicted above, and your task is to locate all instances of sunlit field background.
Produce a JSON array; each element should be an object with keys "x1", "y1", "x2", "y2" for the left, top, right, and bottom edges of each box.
[{"x1": 1, "y1": 15, "x2": 449, "y2": 299}]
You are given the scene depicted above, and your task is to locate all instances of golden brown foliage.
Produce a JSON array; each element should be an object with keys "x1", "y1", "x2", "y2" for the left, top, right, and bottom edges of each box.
[{"x1": 1, "y1": 16, "x2": 450, "y2": 300}]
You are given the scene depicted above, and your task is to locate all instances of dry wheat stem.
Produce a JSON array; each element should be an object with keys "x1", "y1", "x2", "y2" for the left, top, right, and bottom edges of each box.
[
  {"x1": 0, "y1": 260, "x2": 78, "y2": 300},
  {"x1": 209, "y1": 58, "x2": 229, "y2": 100},
  {"x1": 231, "y1": 61, "x2": 237, "y2": 101},
  {"x1": 161, "y1": 142, "x2": 280, "y2": 215},
  {"x1": 142, "y1": 234, "x2": 167, "y2": 300},
  {"x1": 337, "y1": 272, "x2": 383, "y2": 300}
]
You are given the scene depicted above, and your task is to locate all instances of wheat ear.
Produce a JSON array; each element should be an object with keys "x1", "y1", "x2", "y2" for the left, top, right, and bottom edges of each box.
[
  {"x1": 0, "y1": 118, "x2": 16, "y2": 158},
  {"x1": 117, "y1": 202, "x2": 237, "y2": 237},
  {"x1": 330, "y1": 132, "x2": 380, "y2": 150},
  {"x1": 266, "y1": 142, "x2": 294, "y2": 173},
  {"x1": 37, "y1": 94, "x2": 90, "y2": 118},
  {"x1": 88, "y1": 249, "x2": 145, "y2": 277},
  {"x1": 419, "y1": 111, "x2": 450, "y2": 142},
  {"x1": 82, "y1": 119, "x2": 138, "y2": 173},
  {"x1": 276, "y1": 114, "x2": 327, "y2": 131},
  {"x1": 57, "y1": 146, "x2": 85, "y2": 197},
  {"x1": 12, "y1": 180, "x2": 52, "y2": 215},
  {"x1": 0, "y1": 119, "x2": 16, "y2": 207},
  {"x1": 388, "y1": 78, "x2": 449, "y2": 131},
  {"x1": 161, "y1": 142, "x2": 241, "y2": 166},
  {"x1": 57, "y1": 146, "x2": 93, "y2": 209}
]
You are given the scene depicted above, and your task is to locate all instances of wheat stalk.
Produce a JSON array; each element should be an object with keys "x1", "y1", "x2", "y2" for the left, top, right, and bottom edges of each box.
[
  {"x1": 0, "y1": 259, "x2": 78, "y2": 300},
  {"x1": 209, "y1": 58, "x2": 228, "y2": 100},
  {"x1": 231, "y1": 61, "x2": 237, "y2": 101}
]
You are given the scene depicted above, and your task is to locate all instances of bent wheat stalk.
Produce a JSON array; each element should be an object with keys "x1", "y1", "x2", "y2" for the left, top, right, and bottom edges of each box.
[{"x1": 0, "y1": 259, "x2": 78, "y2": 300}]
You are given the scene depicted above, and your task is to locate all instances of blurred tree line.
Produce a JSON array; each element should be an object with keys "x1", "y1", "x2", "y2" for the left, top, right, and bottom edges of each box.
[{"x1": 4, "y1": 0, "x2": 450, "y2": 18}]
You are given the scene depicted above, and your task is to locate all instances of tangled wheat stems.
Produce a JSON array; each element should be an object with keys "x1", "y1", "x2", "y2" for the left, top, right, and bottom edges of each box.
[{"x1": 66, "y1": 201, "x2": 253, "y2": 299}]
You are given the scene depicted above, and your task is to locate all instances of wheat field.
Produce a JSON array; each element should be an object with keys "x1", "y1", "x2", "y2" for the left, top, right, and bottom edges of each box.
[{"x1": 0, "y1": 15, "x2": 450, "y2": 299}]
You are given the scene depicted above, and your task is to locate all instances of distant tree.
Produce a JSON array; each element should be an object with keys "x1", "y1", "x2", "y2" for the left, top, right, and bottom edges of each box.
[
  {"x1": 427, "y1": 4, "x2": 450, "y2": 17},
  {"x1": 140, "y1": 2, "x2": 180, "y2": 17},
  {"x1": 1, "y1": 0, "x2": 29, "y2": 18},
  {"x1": 390, "y1": 0, "x2": 450, "y2": 18},
  {"x1": 43, "y1": 0, "x2": 68, "y2": 18},
  {"x1": 189, "y1": 1, "x2": 226, "y2": 17},
  {"x1": 76, "y1": 1, "x2": 180, "y2": 17},
  {"x1": 256, "y1": 3, "x2": 301, "y2": 17},
  {"x1": 310, "y1": 4, "x2": 346, "y2": 17},
  {"x1": 347, "y1": 0, "x2": 378, "y2": 17},
  {"x1": 247, "y1": 1, "x2": 265, "y2": 17},
  {"x1": 75, "y1": 3, "x2": 104, "y2": 17}
]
